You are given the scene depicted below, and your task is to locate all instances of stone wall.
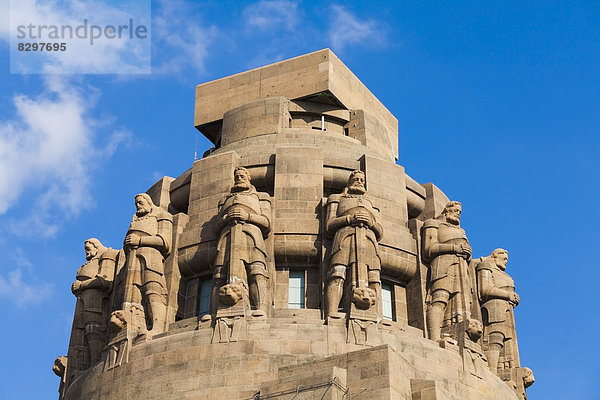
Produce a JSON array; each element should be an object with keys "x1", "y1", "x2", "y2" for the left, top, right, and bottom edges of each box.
[{"x1": 64, "y1": 314, "x2": 518, "y2": 400}]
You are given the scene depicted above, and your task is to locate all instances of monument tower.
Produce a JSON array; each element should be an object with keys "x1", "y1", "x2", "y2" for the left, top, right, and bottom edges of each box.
[{"x1": 55, "y1": 49, "x2": 534, "y2": 399}]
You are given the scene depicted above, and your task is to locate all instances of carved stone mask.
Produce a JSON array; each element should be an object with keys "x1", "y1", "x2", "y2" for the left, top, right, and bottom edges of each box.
[
  {"x1": 109, "y1": 310, "x2": 128, "y2": 332},
  {"x1": 52, "y1": 356, "x2": 67, "y2": 377},
  {"x1": 466, "y1": 319, "x2": 483, "y2": 341},
  {"x1": 522, "y1": 368, "x2": 535, "y2": 388},
  {"x1": 352, "y1": 287, "x2": 376, "y2": 309},
  {"x1": 219, "y1": 283, "x2": 244, "y2": 306}
]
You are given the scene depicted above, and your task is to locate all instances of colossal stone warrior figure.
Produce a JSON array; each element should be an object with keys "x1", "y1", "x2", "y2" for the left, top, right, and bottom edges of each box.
[
  {"x1": 325, "y1": 170, "x2": 383, "y2": 319},
  {"x1": 214, "y1": 167, "x2": 272, "y2": 316},
  {"x1": 123, "y1": 193, "x2": 173, "y2": 334},
  {"x1": 70, "y1": 238, "x2": 118, "y2": 366},
  {"x1": 422, "y1": 201, "x2": 474, "y2": 342},
  {"x1": 475, "y1": 249, "x2": 520, "y2": 375}
]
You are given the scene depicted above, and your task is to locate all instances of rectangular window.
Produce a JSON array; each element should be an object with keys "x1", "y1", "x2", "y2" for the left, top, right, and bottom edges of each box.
[
  {"x1": 198, "y1": 279, "x2": 212, "y2": 317},
  {"x1": 382, "y1": 284, "x2": 393, "y2": 321},
  {"x1": 288, "y1": 270, "x2": 305, "y2": 309}
]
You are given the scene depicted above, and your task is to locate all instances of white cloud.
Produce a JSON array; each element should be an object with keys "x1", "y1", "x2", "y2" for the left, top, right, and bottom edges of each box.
[
  {"x1": 103, "y1": 129, "x2": 132, "y2": 157},
  {"x1": 243, "y1": 0, "x2": 299, "y2": 31},
  {"x1": 13, "y1": 247, "x2": 33, "y2": 270},
  {"x1": 328, "y1": 5, "x2": 387, "y2": 51},
  {"x1": 0, "y1": 268, "x2": 52, "y2": 309},
  {"x1": 0, "y1": 76, "x2": 131, "y2": 236},
  {"x1": 152, "y1": 0, "x2": 219, "y2": 76}
]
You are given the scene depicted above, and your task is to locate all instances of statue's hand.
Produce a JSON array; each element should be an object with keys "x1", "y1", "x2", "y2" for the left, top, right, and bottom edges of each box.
[
  {"x1": 351, "y1": 212, "x2": 372, "y2": 227},
  {"x1": 95, "y1": 274, "x2": 108, "y2": 289},
  {"x1": 510, "y1": 292, "x2": 520, "y2": 306},
  {"x1": 71, "y1": 280, "x2": 82, "y2": 294},
  {"x1": 459, "y1": 243, "x2": 472, "y2": 257},
  {"x1": 124, "y1": 233, "x2": 141, "y2": 248},
  {"x1": 228, "y1": 209, "x2": 249, "y2": 223}
]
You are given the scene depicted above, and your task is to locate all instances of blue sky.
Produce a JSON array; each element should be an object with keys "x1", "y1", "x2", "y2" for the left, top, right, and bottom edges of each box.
[{"x1": 0, "y1": 1, "x2": 598, "y2": 399}]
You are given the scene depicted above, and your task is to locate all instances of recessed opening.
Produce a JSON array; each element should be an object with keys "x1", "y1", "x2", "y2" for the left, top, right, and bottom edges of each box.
[
  {"x1": 288, "y1": 270, "x2": 305, "y2": 309},
  {"x1": 198, "y1": 279, "x2": 212, "y2": 317},
  {"x1": 382, "y1": 283, "x2": 394, "y2": 321}
]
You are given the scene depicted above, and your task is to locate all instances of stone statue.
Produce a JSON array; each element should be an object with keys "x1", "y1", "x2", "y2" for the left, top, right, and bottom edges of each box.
[
  {"x1": 214, "y1": 167, "x2": 272, "y2": 316},
  {"x1": 475, "y1": 249, "x2": 520, "y2": 375},
  {"x1": 123, "y1": 193, "x2": 173, "y2": 335},
  {"x1": 422, "y1": 201, "x2": 474, "y2": 342},
  {"x1": 325, "y1": 170, "x2": 383, "y2": 319},
  {"x1": 70, "y1": 238, "x2": 118, "y2": 366}
]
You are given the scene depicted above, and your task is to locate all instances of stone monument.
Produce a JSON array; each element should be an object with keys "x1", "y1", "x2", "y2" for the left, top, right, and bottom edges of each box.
[{"x1": 55, "y1": 49, "x2": 533, "y2": 400}]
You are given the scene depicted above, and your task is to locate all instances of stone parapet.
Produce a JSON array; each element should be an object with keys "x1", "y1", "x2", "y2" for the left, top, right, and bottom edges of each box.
[{"x1": 63, "y1": 316, "x2": 518, "y2": 400}]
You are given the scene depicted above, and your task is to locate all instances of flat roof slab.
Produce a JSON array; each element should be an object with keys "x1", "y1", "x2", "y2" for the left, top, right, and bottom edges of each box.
[{"x1": 194, "y1": 49, "x2": 398, "y2": 158}]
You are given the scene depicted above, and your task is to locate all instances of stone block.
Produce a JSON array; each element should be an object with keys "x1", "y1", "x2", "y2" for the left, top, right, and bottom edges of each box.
[
  {"x1": 419, "y1": 183, "x2": 450, "y2": 221},
  {"x1": 222, "y1": 97, "x2": 290, "y2": 146}
]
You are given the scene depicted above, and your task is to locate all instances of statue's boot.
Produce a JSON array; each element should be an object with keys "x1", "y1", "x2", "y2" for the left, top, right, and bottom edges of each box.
[
  {"x1": 325, "y1": 277, "x2": 344, "y2": 319},
  {"x1": 85, "y1": 323, "x2": 106, "y2": 364},
  {"x1": 486, "y1": 346, "x2": 501, "y2": 375},
  {"x1": 211, "y1": 278, "x2": 223, "y2": 312},
  {"x1": 426, "y1": 303, "x2": 444, "y2": 342},
  {"x1": 485, "y1": 333, "x2": 504, "y2": 375},
  {"x1": 87, "y1": 334, "x2": 105, "y2": 364},
  {"x1": 149, "y1": 302, "x2": 167, "y2": 335},
  {"x1": 250, "y1": 274, "x2": 269, "y2": 317}
]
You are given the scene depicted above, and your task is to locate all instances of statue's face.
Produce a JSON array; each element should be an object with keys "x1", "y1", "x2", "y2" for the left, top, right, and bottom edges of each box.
[
  {"x1": 445, "y1": 205, "x2": 462, "y2": 225},
  {"x1": 493, "y1": 251, "x2": 509, "y2": 270},
  {"x1": 135, "y1": 196, "x2": 151, "y2": 216},
  {"x1": 233, "y1": 169, "x2": 251, "y2": 190},
  {"x1": 84, "y1": 242, "x2": 97, "y2": 261},
  {"x1": 235, "y1": 169, "x2": 249, "y2": 184},
  {"x1": 348, "y1": 173, "x2": 366, "y2": 194}
]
